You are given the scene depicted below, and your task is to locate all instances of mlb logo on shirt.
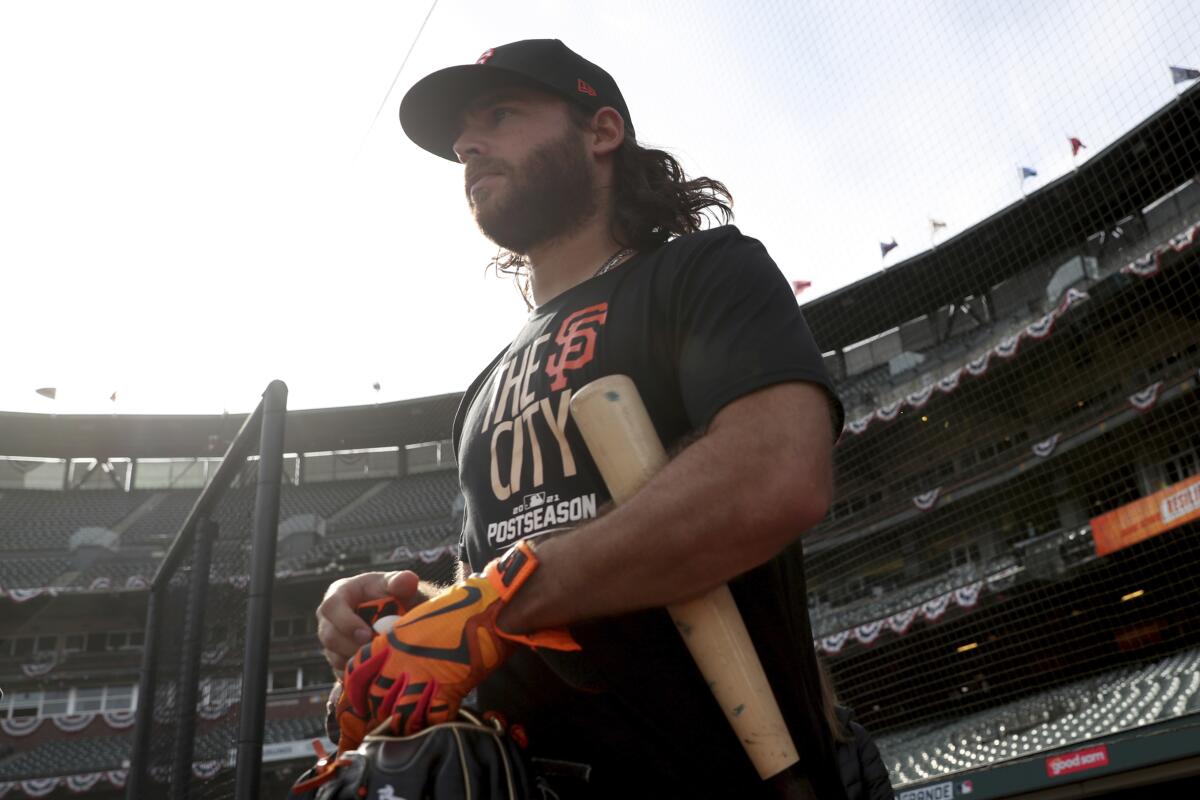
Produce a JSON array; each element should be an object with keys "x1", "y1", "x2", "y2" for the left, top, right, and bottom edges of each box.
[{"x1": 520, "y1": 492, "x2": 546, "y2": 511}]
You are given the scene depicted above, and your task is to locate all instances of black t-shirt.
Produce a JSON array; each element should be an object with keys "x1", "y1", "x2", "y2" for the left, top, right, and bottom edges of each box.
[{"x1": 453, "y1": 225, "x2": 847, "y2": 799}]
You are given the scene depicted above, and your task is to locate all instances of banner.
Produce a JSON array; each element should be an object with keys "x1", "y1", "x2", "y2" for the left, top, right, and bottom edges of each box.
[{"x1": 1092, "y1": 473, "x2": 1200, "y2": 556}]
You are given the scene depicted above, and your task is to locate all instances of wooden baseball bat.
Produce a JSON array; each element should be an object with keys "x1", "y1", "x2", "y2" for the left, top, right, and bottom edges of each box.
[{"x1": 570, "y1": 374, "x2": 800, "y2": 780}]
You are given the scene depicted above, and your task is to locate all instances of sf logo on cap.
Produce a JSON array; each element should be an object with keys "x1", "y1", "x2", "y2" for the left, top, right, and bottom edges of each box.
[{"x1": 476, "y1": 48, "x2": 495, "y2": 65}]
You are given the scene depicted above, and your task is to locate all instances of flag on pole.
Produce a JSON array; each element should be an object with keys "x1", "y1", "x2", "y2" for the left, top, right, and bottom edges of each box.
[
  {"x1": 36, "y1": 388, "x2": 57, "y2": 400},
  {"x1": 1170, "y1": 65, "x2": 1200, "y2": 84},
  {"x1": 930, "y1": 218, "x2": 947, "y2": 233},
  {"x1": 1020, "y1": 166, "x2": 1038, "y2": 179},
  {"x1": 110, "y1": 392, "x2": 118, "y2": 402},
  {"x1": 880, "y1": 239, "x2": 899, "y2": 258},
  {"x1": 791, "y1": 279, "x2": 812, "y2": 296},
  {"x1": 1069, "y1": 137, "x2": 1085, "y2": 156}
]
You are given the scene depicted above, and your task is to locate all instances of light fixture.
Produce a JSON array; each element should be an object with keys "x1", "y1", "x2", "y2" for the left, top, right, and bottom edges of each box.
[
  {"x1": 1121, "y1": 589, "x2": 1145, "y2": 602},
  {"x1": 957, "y1": 642, "x2": 979, "y2": 653}
]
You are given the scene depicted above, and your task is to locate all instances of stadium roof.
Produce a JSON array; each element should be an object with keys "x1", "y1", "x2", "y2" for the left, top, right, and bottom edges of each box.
[
  {"x1": 0, "y1": 392, "x2": 463, "y2": 459},
  {"x1": 801, "y1": 82, "x2": 1200, "y2": 352}
]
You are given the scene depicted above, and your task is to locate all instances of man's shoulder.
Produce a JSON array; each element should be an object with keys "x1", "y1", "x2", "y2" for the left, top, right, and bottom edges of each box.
[
  {"x1": 656, "y1": 224, "x2": 757, "y2": 256},
  {"x1": 635, "y1": 224, "x2": 769, "y2": 282}
]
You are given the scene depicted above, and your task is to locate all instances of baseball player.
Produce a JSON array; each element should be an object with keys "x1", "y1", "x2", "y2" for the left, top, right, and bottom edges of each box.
[{"x1": 314, "y1": 39, "x2": 847, "y2": 798}]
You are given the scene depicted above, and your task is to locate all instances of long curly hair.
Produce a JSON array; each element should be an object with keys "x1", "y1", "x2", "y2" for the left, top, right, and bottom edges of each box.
[{"x1": 489, "y1": 107, "x2": 734, "y2": 305}]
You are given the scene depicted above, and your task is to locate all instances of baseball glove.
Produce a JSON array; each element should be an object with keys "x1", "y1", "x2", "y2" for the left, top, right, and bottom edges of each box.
[{"x1": 288, "y1": 707, "x2": 533, "y2": 800}]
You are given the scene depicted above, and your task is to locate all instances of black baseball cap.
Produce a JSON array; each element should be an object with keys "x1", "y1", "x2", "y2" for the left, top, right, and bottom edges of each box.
[{"x1": 399, "y1": 39, "x2": 634, "y2": 162}]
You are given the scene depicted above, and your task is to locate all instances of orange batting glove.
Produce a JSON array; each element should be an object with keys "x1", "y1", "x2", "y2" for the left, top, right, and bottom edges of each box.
[{"x1": 332, "y1": 540, "x2": 578, "y2": 753}]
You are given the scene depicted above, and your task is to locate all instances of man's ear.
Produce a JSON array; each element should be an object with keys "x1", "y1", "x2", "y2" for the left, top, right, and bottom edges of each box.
[{"x1": 588, "y1": 107, "x2": 626, "y2": 157}]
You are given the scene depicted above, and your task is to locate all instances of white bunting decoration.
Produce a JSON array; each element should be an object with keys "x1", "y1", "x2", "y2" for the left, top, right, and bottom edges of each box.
[
  {"x1": 21, "y1": 657, "x2": 57, "y2": 678},
  {"x1": 51, "y1": 713, "x2": 95, "y2": 733},
  {"x1": 1058, "y1": 287, "x2": 1090, "y2": 313},
  {"x1": 124, "y1": 575, "x2": 148, "y2": 590},
  {"x1": 1121, "y1": 220, "x2": 1199, "y2": 278},
  {"x1": 0, "y1": 782, "x2": 13, "y2": 798},
  {"x1": 876, "y1": 401, "x2": 903, "y2": 421},
  {"x1": 88, "y1": 577, "x2": 111, "y2": 591},
  {"x1": 7, "y1": 588, "x2": 46, "y2": 603},
  {"x1": 821, "y1": 630, "x2": 850, "y2": 654},
  {"x1": 887, "y1": 607, "x2": 918, "y2": 635},
  {"x1": 913, "y1": 488, "x2": 941, "y2": 512},
  {"x1": 854, "y1": 620, "x2": 884, "y2": 644},
  {"x1": 1122, "y1": 253, "x2": 1158, "y2": 277},
  {"x1": 103, "y1": 709, "x2": 137, "y2": 729},
  {"x1": 847, "y1": 414, "x2": 873, "y2": 435},
  {"x1": 1032, "y1": 433, "x2": 1061, "y2": 458},
  {"x1": 921, "y1": 592, "x2": 952, "y2": 621},
  {"x1": 419, "y1": 546, "x2": 447, "y2": 563},
  {"x1": 106, "y1": 771, "x2": 128, "y2": 789},
  {"x1": 198, "y1": 700, "x2": 232, "y2": 721},
  {"x1": 994, "y1": 335, "x2": 1020, "y2": 359},
  {"x1": 1, "y1": 716, "x2": 43, "y2": 737},
  {"x1": 64, "y1": 774, "x2": 102, "y2": 792},
  {"x1": 20, "y1": 778, "x2": 59, "y2": 798},
  {"x1": 192, "y1": 761, "x2": 223, "y2": 780},
  {"x1": 965, "y1": 352, "x2": 991, "y2": 377},
  {"x1": 390, "y1": 545, "x2": 414, "y2": 561},
  {"x1": 954, "y1": 581, "x2": 984, "y2": 607},
  {"x1": 1024, "y1": 312, "x2": 1055, "y2": 340},
  {"x1": 835, "y1": 220, "x2": 1200, "y2": 441},
  {"x1": 907, "y1": 385, "x2": 935, "y2": 408},
  {"x1": 1128, "y1": 381, "x2": 1163, "y2": 412},
  {"x1": 201, "y1": 641, "x2": 229, "y2": 665},
  {"x1": 937, "y1": 368, "x2": 963, "y2": 393}
]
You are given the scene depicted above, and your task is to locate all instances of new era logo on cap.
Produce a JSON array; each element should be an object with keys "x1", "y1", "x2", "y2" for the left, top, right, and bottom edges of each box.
[
  {"x1": 576, "y1": 79, "x2": 597, "y2": 97},
  {"x1": 476, "y1": 48, "x2": 495, "y2": 65}
]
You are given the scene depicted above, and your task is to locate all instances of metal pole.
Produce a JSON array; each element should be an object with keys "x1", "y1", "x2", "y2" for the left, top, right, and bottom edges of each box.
[
  {"x1": 234, "y1": 380, "x2": 288, "y2": 800},
  {"x1": 126, "y1": 586, "x2": 164, "y2": 800},
  {"x1": 170, "y1": 517, "x2": 218, "y2": 799}
]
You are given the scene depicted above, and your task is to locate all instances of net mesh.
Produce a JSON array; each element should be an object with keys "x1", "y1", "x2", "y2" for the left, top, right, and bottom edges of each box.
[
  {"x1": 140, "y1": 461, "x2": 258, "y2": 798},
  {"x1": 760, "y1": 0, "x2": 1200, "y2": 784}
]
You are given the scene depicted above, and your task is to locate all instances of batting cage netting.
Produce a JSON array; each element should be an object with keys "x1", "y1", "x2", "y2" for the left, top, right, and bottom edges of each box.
[
  {"x1": 732, "y1": 2, "x2": 1200, "y2": 792},
  {"x1": 126, "y1": 381, "x2": 287, "y2": 799}
]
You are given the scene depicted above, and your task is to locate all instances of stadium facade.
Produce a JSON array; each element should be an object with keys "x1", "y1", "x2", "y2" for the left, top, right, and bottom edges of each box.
[{"x1": 1, "y1": 84, "x2": 1198, "y2": 799}]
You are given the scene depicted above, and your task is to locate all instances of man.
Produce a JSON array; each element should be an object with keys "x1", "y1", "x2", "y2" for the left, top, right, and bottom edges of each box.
[{"x1": 315, "y1": 39, "x2": 847, "y2": 798}]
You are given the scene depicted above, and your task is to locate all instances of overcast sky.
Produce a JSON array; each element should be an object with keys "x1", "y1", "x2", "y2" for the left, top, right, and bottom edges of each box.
[{"x1": 2, "y1": 0, "x2": 1196, "y2": 416}]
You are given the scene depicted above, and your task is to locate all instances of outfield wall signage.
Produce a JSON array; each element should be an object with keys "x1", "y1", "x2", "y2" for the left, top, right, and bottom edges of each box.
[
  {"x1": 898, "y1": 781, "x2": 955, "y2": 800},
  {"x1": 1091, "y1": 474, "x2": 1200, "y2": 556},
  {"x1": 1044, "y1": 744, "x2": 1109, "y2": 778}
]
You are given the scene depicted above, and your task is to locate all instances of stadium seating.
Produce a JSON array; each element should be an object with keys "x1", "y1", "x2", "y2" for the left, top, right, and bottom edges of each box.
[
  {"x1": 0, "y1": 713, "x2": 325, "y2": 780},
  {"x1": 0, "y1": 489, "x2": 147, "y2": 551},
  {"x1": 877, "y1": 646, "x2": 1200, "y2": 787},
  {"x1": 329, "y1": 471, "x2": 461, "y2": 531}
]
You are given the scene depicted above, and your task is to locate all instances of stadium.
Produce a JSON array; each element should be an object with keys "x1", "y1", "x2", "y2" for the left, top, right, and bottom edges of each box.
[
  {"x1": 4, "y1": 9, "x2": 1200, "y2": 799},
  {"x1": 4, "y1": 81, "x2": 1199, "y2": 798}
]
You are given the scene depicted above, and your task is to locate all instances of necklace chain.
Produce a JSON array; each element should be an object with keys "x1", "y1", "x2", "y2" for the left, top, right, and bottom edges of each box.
[{"x1": 593, "y1": 248, "x2": 636, "y2": 278}]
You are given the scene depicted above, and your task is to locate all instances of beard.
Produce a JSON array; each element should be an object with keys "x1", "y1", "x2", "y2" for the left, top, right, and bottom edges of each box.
[{"x1": 467, "y1": 127, "x2": 598, "y2": 254}]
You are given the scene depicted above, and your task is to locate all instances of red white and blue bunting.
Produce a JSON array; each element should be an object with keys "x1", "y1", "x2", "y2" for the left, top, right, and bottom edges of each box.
[
  {"x1": 1120, "y1": 220, "x2": 1200, "y2": 278},
  {"x1": 842, "y1": 289, "x2": 1091, "y2": 438},
  {"x1": 913, "y1": 488, "x2": 941, "y2": 512},
  {"x1": 1, "y1": 710, "x2": 140, "y2": 738},
  {"x1": 0, "y1": 716, "x2": 43, "y2": 738},
  {"x1": 20, "y1": 655, "x2": 58, "y2": 678},
  {"x1": 1032, "y1": 433, "x2": 1061, "y2": 458},
  {"x1": 815, "y1": 574, "x2": 1005, "y2": 655},
  {"x1": 1128, "y1": 381, "x2": 1163, "y2": 412},
  {"x1": 838, "y1": 214, "x2": 1198, "y2": 442}
]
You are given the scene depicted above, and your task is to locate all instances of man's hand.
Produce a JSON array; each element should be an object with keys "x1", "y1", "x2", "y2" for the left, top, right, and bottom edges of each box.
[
  {"x1": 332, "y1": 542, "x2": 579, "y2": 752},
  {"x1": 317, "y1": 570, "x2": 427, "y2": 674}
]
